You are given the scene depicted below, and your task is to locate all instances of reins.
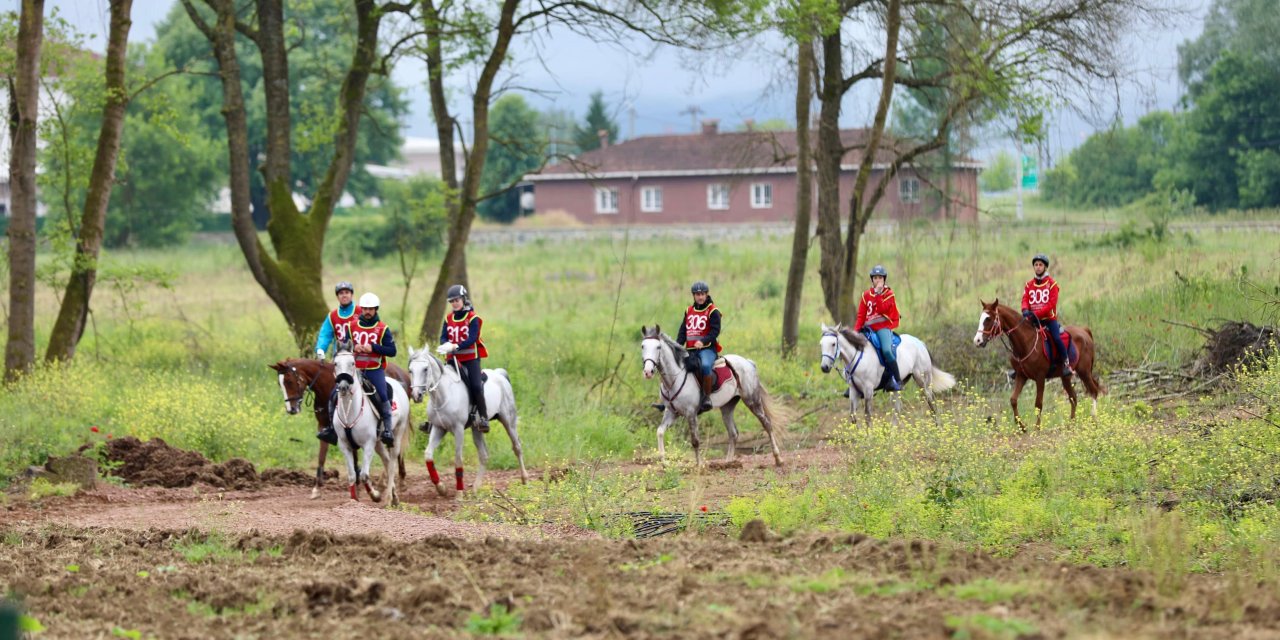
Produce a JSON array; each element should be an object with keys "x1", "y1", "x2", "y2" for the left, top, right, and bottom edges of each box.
[{"x1": 984, "y1": 309, "x2": 1042, "y2": 365}]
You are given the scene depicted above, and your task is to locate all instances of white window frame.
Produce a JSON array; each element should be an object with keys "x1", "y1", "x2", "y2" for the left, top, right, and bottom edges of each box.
[
  {"x1": 594, "y1": 187, "x2": 619, "y2": 214},
  {"x1": 640, "y1": 186, "x2": 663, "y2": 212},
  {"x1": 899, "y1": 176, "x2": 921, "y2": 204},
  {"x1": 750, "y1": 182, "x2": 773, "y2": 209},
  {"x1": 707, "y1": 183, "x2": 730, "y2": 210}
]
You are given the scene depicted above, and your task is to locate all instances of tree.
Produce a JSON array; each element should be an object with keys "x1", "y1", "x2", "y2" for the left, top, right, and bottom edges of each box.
[
  {"x1": 477, "y1": 93, "x2": 546, "y2": 223},
  {"x1": 781, "y1": 33, "x2": 815, "y2": 357},
  {"x1": 1040, "y1": 111, "x2": 1177, "y2": 208},
  {"x1": 181, "y1": 0, "x2": 411, "y2": 348},
  {"x1": 4, "y1": 0, "x2": 44, "y2": 381},
  {"x1": 573, "y1": 90, "x2": 619, "y2": 152},
  {"x1": 154, "y1": 0, "x2": 408, "y2": 228},
  {"x1": 979, "y1": 150, "x2": 1016, "y2": 192}
]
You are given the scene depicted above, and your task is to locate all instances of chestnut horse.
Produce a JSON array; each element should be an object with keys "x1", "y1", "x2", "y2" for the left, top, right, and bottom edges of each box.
[
  {"x1": 973, "y1": 300, "x2": 1105, "y2": 430},
  {"x1": 270, "y1": 358, "x2": 412, "y2": 499}
]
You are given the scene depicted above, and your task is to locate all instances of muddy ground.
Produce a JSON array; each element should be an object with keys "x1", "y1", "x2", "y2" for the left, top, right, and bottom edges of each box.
[{"x1": 3, "y1": 442, "x2": 1279, "y2": 638}]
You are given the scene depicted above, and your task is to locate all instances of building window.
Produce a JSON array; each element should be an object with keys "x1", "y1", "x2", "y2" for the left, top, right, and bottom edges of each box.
[
  {"x1": 640, "y1": 186, "x2": 663, "y2": 212},
  {"x1": 750, "y1": 182, "x2": 773, "y2": 208},
  {"x1": 595, "y1": 187, "x2": 619, "y2": 214},
  {"x1": 707, "y1": 183, "x2": 730, "y2": 210},
  {"x1": 899, "y1": 177, "x2": 921, "y2": 204}
]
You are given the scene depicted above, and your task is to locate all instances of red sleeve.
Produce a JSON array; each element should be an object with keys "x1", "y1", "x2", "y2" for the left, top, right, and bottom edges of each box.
[
  {"x1": 853, "y1": 291, "x2": 868, "y2": 331},
  {"x1": 884, "y1": 293, "x2": 900, "y2": 329},
  {"x1": 1021, "y1": 282, "x2": 1031, "y2": 312},
  {"x1": 1048, "y1": 282, "x2": 1059, "y2": 318}
]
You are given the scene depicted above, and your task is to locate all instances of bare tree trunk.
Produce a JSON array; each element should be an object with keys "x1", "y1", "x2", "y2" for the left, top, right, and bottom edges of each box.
[
  {"x1": 5, "y1": 0, "x2": 44, "y2": 382},
  {"x1": 419, "y1": 0, "x2": 519, "y2": 344},
  {"x1": 45, "y1": 0, "x2": 133, "y2": 363},
  {"x1": 838, "y1": 0, "x2": 902, "y2": 322},
  {"x1": 814, "y1": 29, "x2": 845, "y2": 322},
  {"x1": 781, "y1": 38, "x2": 814, "y2": 357},
  {"x1": 184, "y1": 0, "x2": 390, "y2": 349}
]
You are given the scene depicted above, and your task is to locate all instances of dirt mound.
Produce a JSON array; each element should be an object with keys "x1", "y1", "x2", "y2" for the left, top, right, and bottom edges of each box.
[
  {"x1": 98, "y1": 437, "x2": 330, "y2": 490},
  {"x1": 1192, "y1": 321, "x2": 1277, "y2": 375}
]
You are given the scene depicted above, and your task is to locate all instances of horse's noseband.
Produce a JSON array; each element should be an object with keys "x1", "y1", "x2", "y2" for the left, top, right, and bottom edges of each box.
[{"x1": 820, "y1": 331, "x2": 839, "y2": 366}]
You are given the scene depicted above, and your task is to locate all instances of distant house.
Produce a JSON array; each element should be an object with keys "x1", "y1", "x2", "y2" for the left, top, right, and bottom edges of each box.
[{"x1": 523, "y1": 120, "x2": 981, "y2": 224}]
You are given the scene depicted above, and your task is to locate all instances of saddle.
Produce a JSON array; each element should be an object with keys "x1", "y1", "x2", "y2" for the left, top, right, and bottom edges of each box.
[
  {"x1": 683, "y1": 355, "x2": 735, "y2": 393},
  {"x1": 358, "y1": 378, "x2": 398, "y2": 419},
  {"x1": 1038, "y1": 328, "x2": 1078, "y2": 367},
  {"x1": 454, "y1": 367, "x2": 490, "y2": 429},
  {"x1": 863, "y1": 330, "x2": 902, "y2": 367}
]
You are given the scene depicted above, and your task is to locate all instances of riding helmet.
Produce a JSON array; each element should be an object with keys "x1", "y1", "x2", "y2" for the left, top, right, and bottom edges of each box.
[
  {"x1": 447, "y1": 284, "x2": 468, "y2": 300},
  {"x1": 690, "y1": 281, "x2": 710, "y2": 294},
  {"x1": 869, "y1": 265, "x2": 888, "y2": 278},
  {"x1": 334, "y1": 281, "x2": 354, "y2": 295},
  {"x1": 358, "y1": 292, "x2": 381, "y2": 308},
  {"x1": 1032, "y1": 253, "x2": 1050, "y2": 268}
]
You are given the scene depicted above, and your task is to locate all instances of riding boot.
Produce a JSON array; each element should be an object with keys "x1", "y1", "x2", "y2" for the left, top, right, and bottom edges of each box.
[
  {"x1": 417, "y1": 421, "x2": 432, "y2": 434},
  {"x1": 699, "y1": 375, "x2": 714, "y2": 413},
  {"x1": 651, "y1": 403, "x2": 666, "y2": 412},
  {"x1": 885, "y1": 361, "x2": 903, "y2": 392},
  {"x1": 473, "y1": 389, "x2": 490, "y2": 433},
  {"x1": 842, "y1": 387, "x2": 850, "y2": 398},
  {"x1": 317, "y1": 395, "x2": 338, "y2": 445},
  {"x1": 378, "y1": 399, "x2": 395, "y2": 447}
]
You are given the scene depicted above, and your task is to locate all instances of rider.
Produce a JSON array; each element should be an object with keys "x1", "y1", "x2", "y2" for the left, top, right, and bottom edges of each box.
[
  {"x1": 677, "y1": 280, "x2": 722, "y2": 412},
  {"x1": 437, "y1": 284, "x2": 490, "y2": 433},
  {"x1": 853, "y1": 265, "x2": 903, "y2": 392},
  {"x1": 1021, "y1": 253, "x2": 1072, "y2": 377},
  {"x1": 315, "y1": 281, "x2": 359, "y2": 359},
  {"x1": 349, "y1": 292, "x2": 398, "y2": 446},
  {"x1": 314, "y1": 281, "x2": 358, "y2": 444}
]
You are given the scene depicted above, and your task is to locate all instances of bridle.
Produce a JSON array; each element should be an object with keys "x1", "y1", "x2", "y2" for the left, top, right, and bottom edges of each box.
[
  {"x1": 982, "y1": 308, "x2": 1041, "y2": 365},
  {"x1": 413, "y1": 353, "x2": 458, "y2": 397},
  {"x1": 823, "y1": 329, "x2": 865, "y2": 386},
  {"x1": 643, "y1": 337, "x2": 693, "y2": 404},
  {"x1": 330, "y1": 356, "x2": 366, "y2": 430},
  {"x1": 283, "y1": 365, "x2": 321, "y2": 412}
]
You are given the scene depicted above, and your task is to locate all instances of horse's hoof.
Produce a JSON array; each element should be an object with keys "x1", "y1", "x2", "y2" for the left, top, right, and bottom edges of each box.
[
  {"x1": 370, "y1": 490, "x2": 382, "y2": 503},
  {"x1": 434, "y1": 483, "x2": 447, "y2": 497},
  {"x1": 309, "y1": 487, "x2": 321, "y2": 500}
]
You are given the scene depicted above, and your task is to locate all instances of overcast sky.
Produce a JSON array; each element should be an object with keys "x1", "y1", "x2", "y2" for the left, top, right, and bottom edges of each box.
[{"x1": 19, "y1": 0, "x2": 1208, "y2": 161}]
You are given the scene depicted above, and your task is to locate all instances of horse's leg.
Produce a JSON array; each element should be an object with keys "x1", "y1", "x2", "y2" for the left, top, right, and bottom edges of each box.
[
  {"x1": 361, "y1": 436, "x2": 381, "y2": 502},
  {"x1": 1062, "y1": 375, "x2": 1079, "y2": 421},
  {"x1": 687, "y1": 414, "x2": 704, "y2": 468},
  {"x1": 891, "y1": 390, "x2": 903, "y2": 426},
  {"x1": 339, "y1": 441, "x2": 358, "y2": 501},
  {"x1": 452, "y1": 425, "x2": 466, "y2": 494},
  {"x1": 655, "y1": 408, "x2": 676, "y2": 461},
  {"x1": 312, "y1": 441, "x2": 328, "y2": 500},
  {"x1": 863, "y1": 386, "x2": 873, "y2": 427},
  {"x1": 471, "y1": 428, "x2": 490, "y2": 490},
  {"x1": 375, "y1": 441, "x2": 395, "y2": 506},
  {"x1": 499, "y1": 413, "x2": 529, "y2": 483},
  {"x1": 1010, "y1": 374, "x2": 1027, "y2": 432},
  {"x1": 1033, "y1": 377, "x2": 1046, "y2": 430},
  {"x1": 425, "y1": 426, "x2": 447, "y2": 497},
  {"x1": 743, "y1": 393, "x2": 783, "y2": 467},
  {"x1": 719, "y1": 397, "x2": 741, "y2": 462}
]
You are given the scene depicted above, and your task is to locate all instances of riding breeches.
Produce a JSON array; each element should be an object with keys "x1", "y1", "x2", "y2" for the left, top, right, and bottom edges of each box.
[
  {"x1": 873, "y1": 328, "x2": 897, "y2": 364},
  {"x1": 1041, "y1": 319, "x2": 1066, "y2": 364},
  {"x1": 692, "y1": 348, "x2": 717, "y2": 377},
  {"x1": 363, "y1": 368, "x2": 390, "y2": 405},
  {"x1": 455, "y1": 358, "x2": 487, "y2": 417}
]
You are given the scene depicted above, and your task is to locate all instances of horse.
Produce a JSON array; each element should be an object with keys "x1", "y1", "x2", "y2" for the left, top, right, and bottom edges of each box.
[
  {"x1": 270, "y1": 358, "x2": 412, "y2": 499},
  {"x1": 329, "y1": 341, "x2": 413, "y2": 504},
  {"x1": 406, "y1": 345, "x2": 528, "y2": 496},
  {"x1": 973, "y1": 299, "x2": 1105, "y2": 430},
  {"x1": 818, "y1": 323, "x2": 956, "y2": 426},
  {"x1": 640, "y1": 325, "x2": 783, "y2": 467}
]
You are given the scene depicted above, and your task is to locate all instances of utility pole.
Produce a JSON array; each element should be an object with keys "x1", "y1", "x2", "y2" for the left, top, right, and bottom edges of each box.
[
  {"x1": 628, "y1": 106, "x2": 636, "y2": 140},
  {"x1": 679, "y1": 105, "x2": 702, "y2": 133}
]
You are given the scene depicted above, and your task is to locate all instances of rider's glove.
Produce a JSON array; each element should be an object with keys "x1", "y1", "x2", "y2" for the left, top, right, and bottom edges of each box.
[
  {"x1": 315, "y1": 349, "x2": 325, "y2": 360},
  {"x1": 1022, "y1": 310, "x2": 1035, "y2": 322},
  {"x1": 436, "y1": 342, "x2": 458, "y2": 355}
]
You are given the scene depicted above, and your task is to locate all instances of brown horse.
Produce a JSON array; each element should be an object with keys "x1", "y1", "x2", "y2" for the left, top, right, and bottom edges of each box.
[
  {"x1": 973, "y1": 300, "x2": 1105, "y2": 430},
  {"x1": 270, "y1": 358, "x2": 412, "y2": 499}
]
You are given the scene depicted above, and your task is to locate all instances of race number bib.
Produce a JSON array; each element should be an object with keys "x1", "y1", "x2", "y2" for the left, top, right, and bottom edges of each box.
[
  {"x1": 1028, "y1": 289, "x2": 1051, "y2": 305},
  {"x1": 686, "y1": 315, "x2": 708, "y2": 333},
  {"x1": 446, "y1": 325, "x2": 470, "y2": 343}
]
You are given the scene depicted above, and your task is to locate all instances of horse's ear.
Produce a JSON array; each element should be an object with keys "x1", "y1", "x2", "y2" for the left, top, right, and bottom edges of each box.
[
  {"x1": 268, "y1": 363, "x2": 281, "y2": 372},
  {"x1": 653, "y1": 323, "x2": 660, "y2": 334},
  {"x1": 993, "y1": 297, "x2": 1000, "y2": 307},
  {"x1": 640, "y1": 325, "x2": 647, "y2": 337},
  {"x1": 408, "y1": 345, "x2": 415, "y2": 359}
]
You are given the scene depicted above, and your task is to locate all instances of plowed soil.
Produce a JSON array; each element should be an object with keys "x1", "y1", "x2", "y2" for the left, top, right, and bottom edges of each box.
[{"x1": 3, "y1": 445, "x2": 1279, "y2": 638}]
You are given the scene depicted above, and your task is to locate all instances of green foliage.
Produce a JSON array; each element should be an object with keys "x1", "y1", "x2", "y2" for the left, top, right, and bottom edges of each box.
[
  {"x1": 945, "y1": 613, "x2": 1038, "y2": 639},
  {"x1": 979, "y1": 151, "x2": 1016, "y2": 193},
  {"x1": 1042, "y1": 112, "x2": 1179, "y2": 208},
  {"x1": 27, "y1": 478, "x2": 79, "y2": 500},
  {"x1": 464, "y1": 603, "x2": 522, "y2": 636},
  {"x1": 946, "y1": 579, "x2": 1033, "y2": 604},
  {"x1": 573, "y1": 90, "x2": 619, "y2": 152},
  {"x1": 326, "y1": 178, "x2": 447, "y2": 262},
  {"x1": 478, "y1": 94, "x2": 547, "y2": 223}
]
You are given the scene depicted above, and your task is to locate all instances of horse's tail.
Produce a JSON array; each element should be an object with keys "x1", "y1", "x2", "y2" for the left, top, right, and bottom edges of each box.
[
  {"x1": 929, "y1": 368, "x2": 957, "y2": 392},
  {"x1": 492, "y1": 368, "x2": 510, "y2": 381},
  {"x1": 1078, "y1": 328, "x2": 1106, "y2": 398}
]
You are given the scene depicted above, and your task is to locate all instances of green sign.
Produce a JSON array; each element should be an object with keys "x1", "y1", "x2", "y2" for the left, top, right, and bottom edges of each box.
[{"x1": 1021, "y1": 155, "x2": 1038, "y2": 189}]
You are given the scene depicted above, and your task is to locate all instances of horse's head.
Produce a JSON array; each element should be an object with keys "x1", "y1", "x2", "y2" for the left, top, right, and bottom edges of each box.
[
  {"x1": 332, "y1": 340, "x2": 357, "y2": 393},
  {"x1": 818, "y1": 323, "x2": 841, "y2": 374},
  {"x1": 974, "y1": 298, "x2": 1003, "y2": 348},
  {"x1": 640, "y1": 325, "x2": 664, "y2": 379},
  {"x1": 270, "y1": 360, "x2": 309, "y2": 415},
  {"x1": 407, "y1": 345, "x2": 439, "y2": 403}
]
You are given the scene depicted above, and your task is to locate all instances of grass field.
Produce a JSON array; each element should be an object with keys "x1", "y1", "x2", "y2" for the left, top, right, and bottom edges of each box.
[{"x1": 3, "y1": 202, "x2": 1279, "y2": 595}]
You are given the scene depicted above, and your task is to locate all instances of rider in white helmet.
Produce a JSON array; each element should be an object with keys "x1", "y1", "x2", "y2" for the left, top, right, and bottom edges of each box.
[{"x1": 341, "y1": 292, "x2": 398, "y2": 446}]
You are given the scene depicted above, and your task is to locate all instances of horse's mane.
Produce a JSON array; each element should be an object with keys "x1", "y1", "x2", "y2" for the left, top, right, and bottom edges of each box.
[
  {"x1": 659, "y1": 333, "x2": 687, "y2": 356},
  {"x1": 839, "y1": 327, "x2": 869, "y2": 349}
]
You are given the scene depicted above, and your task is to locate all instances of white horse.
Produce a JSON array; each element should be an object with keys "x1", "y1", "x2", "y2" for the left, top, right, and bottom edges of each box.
[
  {"x1": 330, "y1": 343, "x2": 412, "y2": 505},
  {"x1": 819, "y1": 323, "x2": 956, "y2": 426},
  {"x1": 406, "y1": 345, "x2": 528, "y2": 496},
  {"x1": 640, "y1": 325, "x2": 783, "y2": 467}
]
